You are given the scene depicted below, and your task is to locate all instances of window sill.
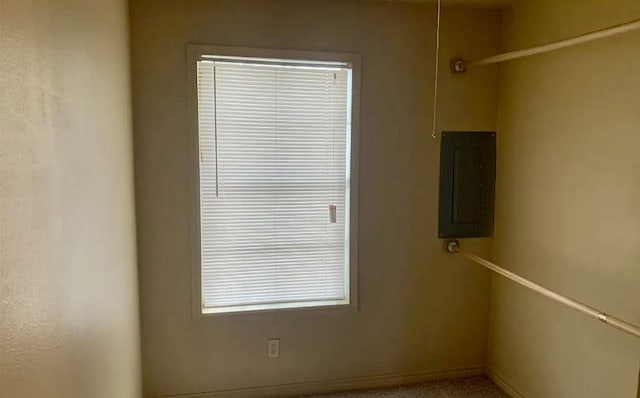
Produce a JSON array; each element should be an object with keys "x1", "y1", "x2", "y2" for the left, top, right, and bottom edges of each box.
[{"x1": 201, "y1": 298, "x2": 352, "y2": 316}]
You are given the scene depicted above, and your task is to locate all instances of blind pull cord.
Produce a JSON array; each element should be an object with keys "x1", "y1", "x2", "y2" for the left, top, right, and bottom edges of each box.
[
  {"x1": 431, "y1": 0, "x2": 442, "y2": 139},
  {"x1": 213, "y1": 63, "x2": 220, "y2": 197}
]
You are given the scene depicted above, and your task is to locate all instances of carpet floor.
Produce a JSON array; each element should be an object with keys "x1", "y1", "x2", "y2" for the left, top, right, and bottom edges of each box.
[{"x1": 305, "y1": 377, "x2": 509, "y2": 398}]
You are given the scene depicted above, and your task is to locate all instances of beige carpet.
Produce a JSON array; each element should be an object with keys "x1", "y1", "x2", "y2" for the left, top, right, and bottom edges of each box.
[{"x1": 305, "y1": 377, "x2": 509, "y2": 398}]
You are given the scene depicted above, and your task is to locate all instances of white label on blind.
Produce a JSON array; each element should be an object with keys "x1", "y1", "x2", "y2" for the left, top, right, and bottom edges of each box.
[{"x1": 329, "y1": 205, "x2": 337, "y2": 223}]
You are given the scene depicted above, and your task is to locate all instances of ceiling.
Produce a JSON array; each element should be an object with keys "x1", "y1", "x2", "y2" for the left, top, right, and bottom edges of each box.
[{"x1": 385, "y1": 0, "x2": 514, "y2": 8}]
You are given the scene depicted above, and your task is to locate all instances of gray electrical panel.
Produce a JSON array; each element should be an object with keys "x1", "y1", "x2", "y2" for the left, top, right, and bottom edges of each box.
[{"x1": 438, "y1": 131, "x2": 496, "y2": 239}]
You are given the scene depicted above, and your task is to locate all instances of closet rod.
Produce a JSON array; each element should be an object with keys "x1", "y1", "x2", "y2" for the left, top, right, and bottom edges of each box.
[
  {"x1": 451, "y1": 18, "x2": 640, "y2": 72},
  {"x1": 446, "y1": 241, "x2": 640, "y2": 339}
]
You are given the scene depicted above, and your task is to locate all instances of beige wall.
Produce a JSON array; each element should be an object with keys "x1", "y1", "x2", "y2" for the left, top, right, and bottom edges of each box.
[
  {"x1": 0, "y1": 0, "x2": 141, "y2": 397},
  {"x1": 489, "y1": 0, "x2": 640, "y2": 397},
  {"x1": 129, "y1": 1, "x2": 500, "y2": 396}
]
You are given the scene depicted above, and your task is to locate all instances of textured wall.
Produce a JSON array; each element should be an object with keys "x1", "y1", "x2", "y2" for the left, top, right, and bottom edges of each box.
[
  {"x1": 489, "y1": 0, "x2": 640, "y2": 396},
  {"x1": 130, "y1": 1, "x2": 500, "y2": 396},
  {"x1": 0, "y1": 0, "x2": 141, "y2": 397}
]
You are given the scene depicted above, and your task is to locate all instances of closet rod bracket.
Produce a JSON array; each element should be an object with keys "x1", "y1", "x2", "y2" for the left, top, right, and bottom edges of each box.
[
  {"x1": 450, "y1": 58, "x2": 467, "y2": 74},
  {"x1": 446, "y1": 240, "x2": 460, "y2": 253}
]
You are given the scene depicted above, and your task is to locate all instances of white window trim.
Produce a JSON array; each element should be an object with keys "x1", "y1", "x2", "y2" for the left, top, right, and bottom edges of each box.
[{"x1": 187, "y1": 44, "x2": 360, "y2": 317}]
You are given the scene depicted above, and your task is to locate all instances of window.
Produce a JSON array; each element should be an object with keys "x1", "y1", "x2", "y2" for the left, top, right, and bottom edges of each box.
[{"x1": 192, "y1": 47, "x2": 358, "y2": 314}]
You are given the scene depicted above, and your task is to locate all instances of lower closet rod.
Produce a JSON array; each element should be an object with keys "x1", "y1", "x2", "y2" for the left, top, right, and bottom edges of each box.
[{"x1": 446, "y1": 241, "x2": 640, "y2": 339}]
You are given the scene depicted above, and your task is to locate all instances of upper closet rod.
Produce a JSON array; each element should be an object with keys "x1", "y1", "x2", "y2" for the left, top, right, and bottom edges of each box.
[
  {"x1": 446, "y1": 241, "x2": 640, "y2": 339},
  {"x1": 452, "y1": 17, "x2": 640, "y2": 73}
]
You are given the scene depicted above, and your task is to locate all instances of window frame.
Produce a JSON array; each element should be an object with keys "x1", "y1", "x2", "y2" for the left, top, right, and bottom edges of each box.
[{"x1": 187, "y1": 44, "x2": 360, "y2": 317}]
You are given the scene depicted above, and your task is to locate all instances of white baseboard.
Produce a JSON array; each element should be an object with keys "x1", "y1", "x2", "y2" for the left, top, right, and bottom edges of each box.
[
  {"x1": 487, "y1": 367, "x2": 524, "y2": 398},
  {"x1": 160, "y1": 366, "x2": 485, "y2": 398}
]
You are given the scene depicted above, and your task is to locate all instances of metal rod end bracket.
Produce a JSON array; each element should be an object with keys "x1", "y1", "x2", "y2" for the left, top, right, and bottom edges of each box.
[
  {"x1": 450, "y1": 58, "x2": 467, "y2": 73},
  {"x1": 446, "y1": 240, "x2": 459, "y2": 253}
]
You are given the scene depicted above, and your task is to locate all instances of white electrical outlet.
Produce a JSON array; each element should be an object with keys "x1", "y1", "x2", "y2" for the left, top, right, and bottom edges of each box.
[{"x1": 267, "y1": 338, "x2": 280, "y2": 358}]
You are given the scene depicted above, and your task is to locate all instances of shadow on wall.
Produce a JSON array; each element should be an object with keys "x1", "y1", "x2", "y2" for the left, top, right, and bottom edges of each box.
[{"x1": 0, "y1": 0, "x2": 141, "y2": 397}]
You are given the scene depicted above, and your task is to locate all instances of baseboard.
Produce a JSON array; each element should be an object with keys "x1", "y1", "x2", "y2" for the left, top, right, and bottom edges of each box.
[
  {"x1": 487, "y1": 367, "x2": 524, "y2": 398},
  {"x1": 160, "y1": 366, "x2": 485, "y2": 398}
]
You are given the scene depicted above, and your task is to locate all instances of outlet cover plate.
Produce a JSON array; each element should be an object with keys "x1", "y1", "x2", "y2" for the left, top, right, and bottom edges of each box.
[{"x1": 268, "y1": 339, "x2": 280, "y2": 358}]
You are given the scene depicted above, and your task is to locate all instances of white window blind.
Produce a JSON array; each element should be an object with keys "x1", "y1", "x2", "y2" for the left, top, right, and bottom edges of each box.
[{"x1": 196, "y1": 56, "x2": 352, "y2": 314}]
